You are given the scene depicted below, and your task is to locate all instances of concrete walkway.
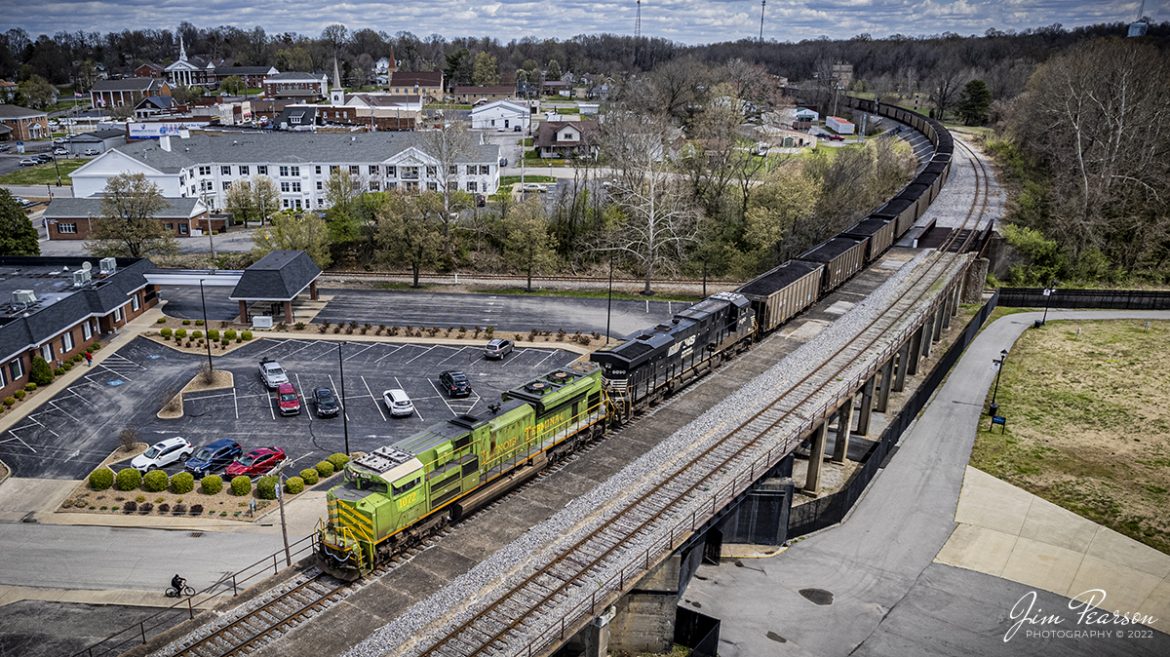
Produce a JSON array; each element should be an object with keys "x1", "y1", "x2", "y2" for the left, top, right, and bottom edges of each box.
[
  {"x1": 686, "y1": 310, "x2": 1170, "y2": 657},
  {"x1": 938, "y1": 467, "x2": 1170, "y2": 633}
]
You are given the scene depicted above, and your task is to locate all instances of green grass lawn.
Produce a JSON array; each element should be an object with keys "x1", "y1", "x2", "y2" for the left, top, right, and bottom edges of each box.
[
  {"x1": 971, "y1": 319, "x2": 1170, "y2": 554},
  {"x1": 499, "y1": 175, "x2": 558, "y2": 186},
  {"x1": 0, "y1": 158, "x2": 91, "y2": 185}
]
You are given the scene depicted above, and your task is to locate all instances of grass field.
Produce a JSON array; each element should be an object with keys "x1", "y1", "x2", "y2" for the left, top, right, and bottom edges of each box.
[
  {"x1": 0, "y1": 158, "x2": 90, "y2": 185},
  {"x1": 971, "y1": 319, "x2": 1170, "y2": 554}
]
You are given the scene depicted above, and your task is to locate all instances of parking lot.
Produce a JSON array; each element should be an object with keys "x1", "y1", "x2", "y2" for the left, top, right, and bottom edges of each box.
[{"x1": 0, "y1": 336, "x2": 577, "y2": 481}]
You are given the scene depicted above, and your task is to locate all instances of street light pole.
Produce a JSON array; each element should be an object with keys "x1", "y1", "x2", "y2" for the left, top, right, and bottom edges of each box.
[
  {"x1": 200, "y1": 190, "x2": 217, "y2": 259},
  {"x1": 337, "y1": 341, "x2": 350, "y2": 456},
  {"x1": 1038, "y1": 281, "x2": 1058, "y2": 327},
  {"x1": 198, "y1": 279, "x2": 213, "y2": 373},
  {"x1": 989, "y1": 348, "x2": 1008, "y2": 417},
  {"x1": 277, "y1": 473, "x2": 291, "y2": 567}
]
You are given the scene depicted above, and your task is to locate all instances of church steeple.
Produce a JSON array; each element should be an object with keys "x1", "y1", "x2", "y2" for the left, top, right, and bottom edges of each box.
[{"x1": 178, "y1": 33, "x2": 188, "y2": 62}]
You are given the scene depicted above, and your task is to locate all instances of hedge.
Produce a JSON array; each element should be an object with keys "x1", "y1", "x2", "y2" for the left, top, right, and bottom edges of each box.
[
  {"x1": 230, "y1": 475, "x2": 252, "y2": 496},
  {"x1": 255, "y1": 475, "x2": 278, "y2": 500},
  {"x1": 285, "y1": 476, "x2": 305, "y2": 494},
  {"x1": 224, "y1": 329, "x2": 238, "y2": 341},
  {"x1": 326, "y1": 452, "x2": 350, "y2": 470},
  {"x1": 115, "y1": 468, "x2": 142, "y2": 491},
  {"x1": 142, "y1": 469, "x2": 169, "y2": 492},
  {"x1": 200, "y1": 474, "x2": 223, "y2": 494},
  {"x1": 315, "y1": 460, "x2": 335, "y2": 477},
  {"x1": 170, "y1": 471, "x2": 195, "y2": 494},
  {"x1": 300, "y1": 468, "x2": 319, "y2": 485},
  {"x1": 88, "y1": 467, "x2": 114, "y2": 491}
]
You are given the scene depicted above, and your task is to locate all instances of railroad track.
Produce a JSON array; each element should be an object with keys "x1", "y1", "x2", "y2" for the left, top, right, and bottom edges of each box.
[
  {"x1": 321, "y1": 270, "x2": 737, "y2": 287},
  {"x1": 389, "y1": 137, "x2": 994, "y2": 657}
]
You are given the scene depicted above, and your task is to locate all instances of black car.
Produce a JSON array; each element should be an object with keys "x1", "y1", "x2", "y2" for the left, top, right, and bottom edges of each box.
[
  {"x1": 313, "y1": 387, "x2": 340, "y2": 418},
  {"x1": 184, "y1": 438, "x2": 243, "y2": 478},
  {"x1": 484, "y1": 338, "x2": 514, "y2": 360},
  {"x1": 34, "y1": 153, "x2": 53, "y2": 162},
  {"x1": 439, "y1": 370, "x2": 472, "y2": 398}
]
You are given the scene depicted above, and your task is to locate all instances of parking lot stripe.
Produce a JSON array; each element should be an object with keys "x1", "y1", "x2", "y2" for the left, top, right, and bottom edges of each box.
[
  {"x1": 343, "y1": 343, "x2": 375, "y2": 361},
  {"x1": 361, "y1": 376, "x2": 388, "y2": 422},
  {"x1": 253, "y1": 339, "x2": 286, "y2": 357},
  {"x1": 393, "y1": 376, "x2": 423, "y2": 421},
  {"x1": 403, "y1": 346, "x2": 436, "y2": 365},
  {"x1": 282, "y1": 339, "x2": 320, "y2": 358},
  {"x1": 233, "y1": 386, "x2": 240, "y2": 419},
  {"x1": 0, "y1": 434, "x2": 37, "y2": 452},
  {"x1": 267, "y1": 388, "x2": 275, "y2": 420},
  {"x1": 47, "y1": 400, "x2": 83, "y2": 424},
  {"x1": 374, "y1": 345, "x2": 404, "y2": 363},
  {"x1": 327, "y1": 374, "x2": 350, "y2": 422},
  {"x1": 428, "y1": 379, "x2": 459, "y2": 417},
  {"x1": 533, "y1": 350, "x2": 559, "y2": 367},
  {"x1": 437, "y1": 346, "x2": 469, "y2": 365}
]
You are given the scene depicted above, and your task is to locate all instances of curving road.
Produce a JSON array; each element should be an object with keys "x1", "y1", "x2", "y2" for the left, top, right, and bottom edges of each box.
[{"x1": 687, "y1": 310, "x2": 1170, "y2": 657}]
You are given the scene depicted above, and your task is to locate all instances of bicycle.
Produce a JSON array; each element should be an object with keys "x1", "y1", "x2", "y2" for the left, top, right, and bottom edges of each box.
[{"x1": 165, "y1": 584, "x2": 195, "y2": 598}]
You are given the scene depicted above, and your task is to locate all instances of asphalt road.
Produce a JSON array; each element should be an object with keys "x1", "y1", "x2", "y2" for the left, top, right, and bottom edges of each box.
[
  {"x1": 687, "y1": 309, "x2": 1170, "y2": 657},
  {"x1": 312, "y1": 288, "x2": 677, "y2": 336},
  {"x1": 0, "y1": 599, "x2": 172, "y2": 657}
]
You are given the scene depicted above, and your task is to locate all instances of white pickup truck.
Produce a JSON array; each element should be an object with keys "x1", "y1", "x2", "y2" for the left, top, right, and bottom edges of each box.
[{"x1": 258, "y1": 358, "x2": 289, "y2": 389}]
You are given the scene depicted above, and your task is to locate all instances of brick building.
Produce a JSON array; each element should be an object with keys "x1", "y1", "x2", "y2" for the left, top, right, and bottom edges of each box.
[
  {"x1": 0, "y1": 104, "x2": 49, "y2": 141},
  {"x1": 42, "y1": 197, "x2": 217, "y2": 240}
]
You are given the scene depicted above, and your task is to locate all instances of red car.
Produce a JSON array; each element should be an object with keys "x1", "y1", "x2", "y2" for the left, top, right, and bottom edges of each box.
[
  {"x1": 225, "y1": 447, "x2": 287, "y2": 478},
  {"x1": 276, "y1": 382, "x2": 301, "y2": 416}
]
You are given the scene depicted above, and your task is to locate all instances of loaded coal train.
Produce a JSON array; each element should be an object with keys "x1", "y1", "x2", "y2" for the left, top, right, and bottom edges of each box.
[{"x1": 316, "y1": 98, "x2": 954, "y2": 579}]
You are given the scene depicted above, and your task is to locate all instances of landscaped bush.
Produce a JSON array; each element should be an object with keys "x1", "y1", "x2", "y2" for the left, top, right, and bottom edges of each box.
[
  {"x1": 53, "y1": 367, "x2": 66, "y2": 376},
  {"x1": 24, "y1": 382, "x2": 36, "y2": 392},
  {"x1": 156, "y1": 317, "x2": 167, "y2": 324},
  {"x1": 160, "y1": 328, "x2": 173, "y2": 338},
  {"x1": 255, "y1": 475, "x2": 278, "y2": 500},
  {"x1": 181, "y1": 319, "x2": 191, "y2": 326},
  {"x1": 138, "y1": 502, "x2": 153, "y2": 514},
  {"x1": 294, "y1": 322, "x2": 305, "y2": 330},
  {"x1": 207, "y1": 329, "x2": 220, "y2": 341},
  {"x1": 175, "y1": 328, "x2": 187, "y2": 339},
  {"x1": 200, "y1": 474, "x2": 223, "y2": 494},
  {"x1": 299, "y1": 468, "x2": 319, "y2": 485},
  {"x1": 224, "y1": 329, "x2": 238, "y2": 341},
  {"x1": 90, "y1": 342, "x2": 101, "y2": 351},
  {"x1": 173, "y1": 503, "x2": 187, "y2": 515},
  {"x1": 123, "y1": 500, "x2": 137, "y2": 513},
  {"x1": 230, "y1": 475, "x2": 251, "y2": 496},
  {"x1": 13, "y1": 390, "x2": 24, "y2": 400},
  {"x1": 194, "y1": 319, "x2": 204, "y2": 326},
  {"x1": 284, "y1": 476, "x2": 304, "y2": 494},
  {"x1": 71, "y1": 354, "x2": 83, "y2": 363},
  {"x1": 242, "y1": 330, "x2": 253, "y2": 340},
  {"x1": 326, "y1": 452, "x2": 350, "y2": 470},
  {"x1": 158, "y1": 503, "x2": 170, "y2": 513},
  {"x1": 170, "y1": 471, "x2": 195, "y2": 494},
  {"x1": 191, "y1": 330, "x2": 203, "y2": 340},
  {"x1": 62, "y1": 361, "x2": 73, "y2": 371},
  {"x1": 315, "y1": 460, "x2": 335, "y2": 477},
  {"x1": 115, "y1": 468, "x2": 141, "y2": 491},
  {"x1": 88, "y1": 467, "x2": 114, "y2": 491},
  {"x1": 189, "y1": 504, "x2": 204, "y2": 515},
  {"x1": 142, "y1": 469, "x2": 169, "y2": 492}
]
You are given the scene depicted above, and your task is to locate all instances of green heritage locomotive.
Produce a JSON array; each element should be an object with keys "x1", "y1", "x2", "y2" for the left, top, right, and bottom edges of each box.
[{"x1": 317, "y1": 362, "x2": 606, "y2": 579}]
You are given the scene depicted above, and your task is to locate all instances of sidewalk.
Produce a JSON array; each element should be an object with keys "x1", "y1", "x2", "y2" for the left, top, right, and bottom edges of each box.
[{"x1": 936, "y1": 466, "x2": 1170, "y2": 633}]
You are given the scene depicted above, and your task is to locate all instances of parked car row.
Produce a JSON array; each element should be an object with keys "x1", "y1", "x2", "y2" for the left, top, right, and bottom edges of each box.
[{"x1": 130, "y1": 437, "x2": 287, "y2": 479}]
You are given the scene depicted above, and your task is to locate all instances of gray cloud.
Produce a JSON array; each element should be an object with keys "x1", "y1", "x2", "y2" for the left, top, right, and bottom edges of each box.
[{"x1": 4, "y1": 0, "x2": 1158, "y2": 44}]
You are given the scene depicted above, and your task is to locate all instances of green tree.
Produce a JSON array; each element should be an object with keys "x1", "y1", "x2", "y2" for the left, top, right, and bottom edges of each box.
[
  {"x1": 224, "y1": 179, "x2": 256, "y2": 226},
  {"x1": 17, "y1": 74, "x2": 55, "y2": 110},
  {"x1": 253, "y1": 210, "x2": 332, "y2": 268},
  {"x1": 744, "y1": 167, "x2": 822, "y2": 267},
  {"x1": 219, "y1": 75, "x2": 246, "y2": 96},
  {"x1": 375, "y1": 191, "x2": 444, "y2": 287},
  {"x1": 546, "y1": 59, "x2": 562, "y2": 82},
  {"x1": 29, "y1": 356, "x2": 53, "y2": 386},
  {"x1": 251, "y1": 176, "x2": 279, "y2": 226},
  {"x1": 958, "y1": 79, "x2": 992, "y2": 125},
  {"x1": 444, "y1": 48, "x2": 473, "y2": 86},
  {"x1": 87, "y1": 173, "x2": 176, "y2": 258},
  {"x1": 0, "y1": 189, "x2": 39, "y2": 255},
  {"x1": 504, "y1": 198, "x2": 558, "y2": 292},
  {"x1": 472, "y1": 52, "x2": 500, "y2": 86},
  {"x1": 275, "y1": 46, "x2": 313, "y2": 73}
]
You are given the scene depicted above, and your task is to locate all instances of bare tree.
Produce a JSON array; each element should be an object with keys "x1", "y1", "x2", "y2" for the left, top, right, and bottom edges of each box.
[
  {"x1": 596, "y1": 112, "x2": 700, "y2": 294},
  {"x1": 420, "y1": 122, "x2": 477, "y2": 265},
  {"x1": 88, "y1": 173, "x2": 176, "y2": 258}
]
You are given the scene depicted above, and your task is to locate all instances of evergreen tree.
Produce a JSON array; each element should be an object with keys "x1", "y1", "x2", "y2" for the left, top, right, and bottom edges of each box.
[
  {"x1": 0, "y1": 189, "x2": 39, "y2": 256},
  {"x1": 958, "y1": 79, "x2": 992, "y2": 126}
]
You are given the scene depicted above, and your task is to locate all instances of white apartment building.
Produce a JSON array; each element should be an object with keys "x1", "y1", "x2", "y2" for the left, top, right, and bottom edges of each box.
[{"x1": 71, "y1": 131, "x2": 501, "y2": 212}]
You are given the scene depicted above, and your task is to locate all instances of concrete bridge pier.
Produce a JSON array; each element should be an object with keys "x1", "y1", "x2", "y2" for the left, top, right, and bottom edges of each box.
[
  {"x1": 604, "y1": 555, "x2": 682, "y2": 655},
  {"x1": 855, "y1": 377, "x2": 876, "y2": 436},
  {"x1": 875, "y1": 357, "x2": 894, "y2": 413},
  {"x1": 893, "y1": 341, "x2": 910, "y2": 393},
  {"x1": 907, "y1": 327, "x2": 922, "y2": 376},
  {"x1": 801, "y1": 423, "x2": 828, "y2": 496},
  {"x1": 830, "y1": 396, "x2": 854, "y2": 464},
  {"x1": 920, "y1": 312, "x2": 935, "y2": 358}
]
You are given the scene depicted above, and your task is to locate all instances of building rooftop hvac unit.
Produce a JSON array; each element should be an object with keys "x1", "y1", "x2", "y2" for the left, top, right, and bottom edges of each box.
[
  {"x1": 72, "y1": 269, "x2": 91, "y2": 287},
  {"x1": 99, "y1": 257, "x2": 117, "y2": 274},
  {"x1": 12, "y1": 289, "x2": 36, "y2": 306}
]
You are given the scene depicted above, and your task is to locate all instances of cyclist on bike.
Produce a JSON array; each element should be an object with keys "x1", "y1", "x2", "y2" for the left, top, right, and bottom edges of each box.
[{"x1": 171, "y1": 574, "x2": 186, "y2": 593}]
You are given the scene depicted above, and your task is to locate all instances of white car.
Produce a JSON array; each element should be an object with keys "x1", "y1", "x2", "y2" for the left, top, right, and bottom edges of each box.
[
  {"x1": 131, "y1": 437, "x2": 193, "y2": 472},
  {"x1": 82, "y1": 148, "x2": 99, "y2": 156},
  {"x1": 258, "y1": 358, "x2": 289, "y2": 389},
  {"x1": 53, "y1": 147, "x2": 69, "y2": 156},
  {"x1": 382, "y1": 389, "x2": 414, "y2": 418}
]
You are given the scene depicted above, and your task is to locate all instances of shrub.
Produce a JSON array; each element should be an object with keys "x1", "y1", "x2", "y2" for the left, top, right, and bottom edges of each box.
[
  {"x1": 142, "y1": 469, "x2": 169, "y2": 492},
  {"x1": 13, "y1": 390, "x2": 25, "y2": 400},
  {"x1": 90, "y1": 343, "x2": 101, "y2": 351},
  {"x1": 123, "y1": 500, "x2": 137, "y2": 513},
  {"x1": 315, "y1": 460, "x2": 335, "y2": 477},
  {"x1": 3, "y1": 396, "x2": 15, "y2": 407},
  {"x1": 138, "y1": 502, "x2": 153, "y2": 513},
  {"x1": 54, "y1": 367, "x2": 65, "y2": 377},
  {"x1": 207, "y1": 329, "x2": 220, "y2": 341},
  {"x1": 191, "y1": 330, "x2": 203, "y2": 339},
  {"x1": 160, "y1": 328, "x2": 173, "y2": 338},
  {"x1": 294, "y1": 322, "x2": 305, "y2": 330},
  {"x1": 115, "y1": 468, "x2": 141, "y2": 491},
  {"x1": 170, "y1": 471, "x2": 195, "y2": 494},
  {"x1": 224, "y1": 329, "x2": 238, "y2": 341},
  {"x1": 230, "y1": 475, "x2": 252, "y2": 496},
  {"x1": 156, "y1": 317, "x2": 167, "y2": 324},
  {"x1": 200, "y1": 474, "x2": 224, "y2": 494},
  {"x1": 30, "y1": 355, "x2": 53, "y2": 386},
  {"x1": 195, "y1": 319, "x2": 204, "y2": 326},
  {"x1": 300, "y1": 468, "x2": 319, "y2": 485},
  {"x1": 255, "y1": 475, "x2": 278, "y2": 500},
  {"x1": 173, "y1": 503, "x2": 187, "y2": 515},
  {"x1": 326, "y1": 452, "x2": 350, "y2": 470},
  {"x1": 284, "y1": 476, "x2": 305, "y2": 495},
  {"x1": 135, "y1": 495, "x2": 146, "y2": 503},
  {"x1": 190, "y1": 504, "x2": 204, "y2": 515},
  {"x1": 63, "y1": 361, "x2": 73, "y2": 371},
  {"x1": 24, "y1": 382, "x2": 36, "y2": 392},
  {"x1": 158, "y1": 503, "x2": 170, "y2": 513},
  {"x1": 88, "y1": 467, "x2": 114, "y2": 491},
  {"x1": 242, "y1": 330, "x2": 253, "y2": 340},
  {"x1": 71, "y1": 354, "x2": 83, "y2": 363},
  {"x1": 175, "y1": 328, "x2": 187, "y2": 339},
  {"x1": 181, "y1": 319, "x2": 191, "y2": 326}
]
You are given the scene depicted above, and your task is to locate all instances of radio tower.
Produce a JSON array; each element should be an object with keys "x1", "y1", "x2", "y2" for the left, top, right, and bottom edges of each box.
[
  {"x1": 635, "y1": 0, "x2": 642, "y2": 40},
  {"x1": 759, "y1": 1, "x2": 766, "y2": 42}
]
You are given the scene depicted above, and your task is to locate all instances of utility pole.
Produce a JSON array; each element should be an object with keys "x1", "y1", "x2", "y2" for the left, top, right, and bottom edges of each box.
[
  {"x1": 200, "y1": 189, "x2": 217, "y2": 258},
  {"x1": 759, "y1": 1, "x2": 766, "y2": 42},
  {"x1": 277, "y1": 474, "x2": 291, "y2": 567},
  {"x1": 338, "y1": 341, "x2": 350, "y2": 456},
  {"x1": 198, "y1": 279, "x2": 213, "y2": 373},
  {"x1": 605, "y1": 258, "x2": 614, "y2": 345}
]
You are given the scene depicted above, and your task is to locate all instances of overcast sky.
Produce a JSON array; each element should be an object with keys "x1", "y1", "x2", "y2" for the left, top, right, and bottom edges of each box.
[{"x1": 7, "y1": 0, "x2": 1159, "y2": 44}]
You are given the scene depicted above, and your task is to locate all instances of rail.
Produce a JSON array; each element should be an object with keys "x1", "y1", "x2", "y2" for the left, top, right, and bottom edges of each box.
[{"x1": 69, "y1": 534, "x2": 317, "y2": 657}]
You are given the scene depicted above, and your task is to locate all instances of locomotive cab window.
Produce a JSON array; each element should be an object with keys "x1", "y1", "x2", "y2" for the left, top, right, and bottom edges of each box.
[{"x1": 392, "y1": 477, "x2": 420, "y2": 497}]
